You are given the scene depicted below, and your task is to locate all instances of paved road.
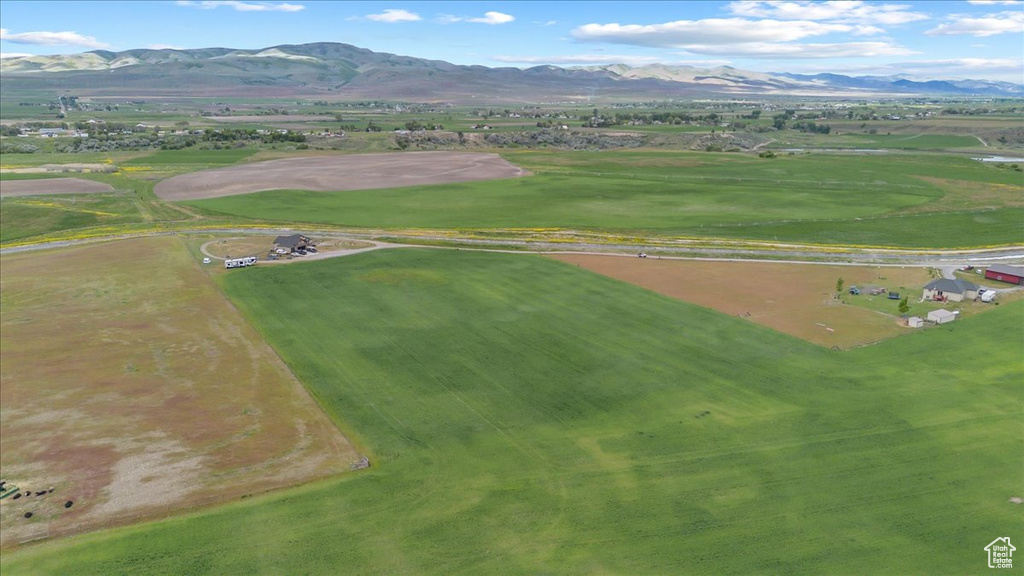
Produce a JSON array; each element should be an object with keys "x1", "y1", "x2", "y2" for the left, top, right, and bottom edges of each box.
[{"x1": 4, "y1": 228, "x2": 1023, "y2": 270}]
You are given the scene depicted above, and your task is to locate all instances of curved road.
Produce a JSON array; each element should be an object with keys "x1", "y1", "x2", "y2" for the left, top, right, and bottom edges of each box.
[{"x1": 6, "y1": 228, "x2": 1022, "y2": 270}]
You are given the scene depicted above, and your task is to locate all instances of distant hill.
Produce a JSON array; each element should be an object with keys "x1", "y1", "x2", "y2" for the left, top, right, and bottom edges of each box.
[
  {"x1": 1, "y1": 42, "x2": 1020, "y2": 102},
  {"x1": 776, "y1": 72, "x2": 1024, "y2": 97}
]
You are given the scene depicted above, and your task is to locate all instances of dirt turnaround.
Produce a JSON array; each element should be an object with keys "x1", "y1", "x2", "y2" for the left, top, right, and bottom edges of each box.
[
  {"x1": 0, "y1": 178, "x2": 115, "y2": 198},
  {"x1": 154, "y1": 151, "x2": 530, "y2": 201}
]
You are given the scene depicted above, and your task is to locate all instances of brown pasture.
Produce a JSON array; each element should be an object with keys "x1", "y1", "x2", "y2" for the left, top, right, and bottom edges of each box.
[
  {"x1": 549, "y1": 254, "x2": 934, "y2": 349},
  {"x1": 153, "y1": 151, "x2": 530, "y2": 201},
  {"x1": 0, "y1": 236, "x2": 358, "y2": 547},
  {"x1": 0, "y1": 178, "x2": 115, "y2": 198}
]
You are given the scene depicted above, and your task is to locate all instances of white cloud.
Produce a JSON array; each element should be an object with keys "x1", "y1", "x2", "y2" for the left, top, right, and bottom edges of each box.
[
  {"x1": 680, "y1": 41, "x2": 916, "y2": 58},
  {"x1": 967, "y1": 0, "x2": 1022, "y2": 5},
  {"x1": 572, "y1": 18, "x2": 865, "y2": 46},
  {"x1": 728, "y1": 1, "x2": 928, "y2": 25},
  {"x1": 926, "y1": 11, "x2": 1024, "y2": 36},
  {"x1": 0, "y1": 52, "x2": 33, "y2": 59},
  {"x1": 798, "y1": 57, "x2": 1024, "y2": 81},
  {"x1": 470, "y1": 11, "x2": 514, "y2": 24},
  {"x1": 364, "y1": 9, "x2": 421, "y2": 22},
  {"x1": 175, "y1": 1, "x2": 305, "y2": 12},
  {"x1": 147, "y1": 43, "x2": 185, "y2": 50},
  {"x1": 0, "y1": 28, "x2": 110, "y2": 49},
  {"x1": 440, "y1": 11, "x2": 515, "y2": 25},
  {"x1": 897, "y1": 57, "x2": 1022, "y2": 69}
]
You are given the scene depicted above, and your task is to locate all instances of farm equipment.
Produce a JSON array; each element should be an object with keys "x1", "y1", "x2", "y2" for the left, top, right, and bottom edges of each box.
[{"x1": 0, "y1": 483, "x2": 18, "y2": 500}]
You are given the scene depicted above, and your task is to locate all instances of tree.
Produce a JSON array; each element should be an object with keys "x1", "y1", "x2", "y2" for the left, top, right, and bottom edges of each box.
[
  {"x1": 898, "y1": 296, "x2": 910, "y2": 315},
  {"x1": 835, "y1": 277, "x2": 845, "y2": 298}
]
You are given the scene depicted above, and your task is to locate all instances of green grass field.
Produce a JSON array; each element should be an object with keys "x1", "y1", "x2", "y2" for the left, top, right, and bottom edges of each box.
[
  {"x1": 4, "y1": 249, "x2": 1019, "y2": 574},
  {"x1": 0, "y1": 193, "x2": 144, "y2": 243},
  {"x1": 184, "y1": 150, "x2": 1024, "y2": 247},
  {"x1": 827, "y1": 133, "x2": 983, "y2": 150},
  {"x1": 120, "y1": 148, "x2": 258, "y2": 166},
  {"x1": 685, "y1": 207, "x2": 1024, "y2": 248},
  {"x1": 0, "y1": 173, "x2": 195, "y2": 243}
]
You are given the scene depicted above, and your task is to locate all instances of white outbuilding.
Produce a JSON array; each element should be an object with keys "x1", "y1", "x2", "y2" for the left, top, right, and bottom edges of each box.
[{"x1": 927, "y1": 309, "x2": 956, "y2": 324}]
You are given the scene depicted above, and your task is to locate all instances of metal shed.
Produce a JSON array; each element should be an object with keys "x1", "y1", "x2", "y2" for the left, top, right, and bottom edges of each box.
[{"x1": 927, "y1": 309, "x2": 956, "y2": 324}]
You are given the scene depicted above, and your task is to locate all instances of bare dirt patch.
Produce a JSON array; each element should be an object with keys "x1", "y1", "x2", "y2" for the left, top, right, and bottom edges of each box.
[
  {"x1": 549, "y1": 254, "x2": 933, "y2": 348},
  {"x1": 0, "y1": 178, "x2": 115, "y2": 198},
  {"x1": 153, "y1": 151, "x2": 530, "y2": 201},
  {"x1": 0, "y1": 236, "x2": 358, "y2": 547},
  {"x1": 1, "y1": 164, "x2": 118, "y2": 175}
]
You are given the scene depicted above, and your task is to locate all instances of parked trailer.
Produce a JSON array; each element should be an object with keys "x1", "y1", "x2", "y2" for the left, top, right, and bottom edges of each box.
[{"x1": 225, "y1": 256, "x2": 258, "y2": 269}]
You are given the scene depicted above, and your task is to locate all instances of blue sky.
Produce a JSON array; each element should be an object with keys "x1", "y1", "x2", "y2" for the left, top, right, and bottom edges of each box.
[{"x1": 1, "y1": 1, "x2": 1022, "y2": 81}]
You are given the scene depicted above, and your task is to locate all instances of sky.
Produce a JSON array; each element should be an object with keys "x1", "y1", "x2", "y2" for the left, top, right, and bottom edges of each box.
[{"x1": 1, "y1": 1, "x2": 1022, "y2": 81}]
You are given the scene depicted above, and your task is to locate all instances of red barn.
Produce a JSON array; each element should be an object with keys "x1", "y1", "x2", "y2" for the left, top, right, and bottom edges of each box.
[{"x1": 984, "y1": 264, "x2": 1024, "y2": 285}]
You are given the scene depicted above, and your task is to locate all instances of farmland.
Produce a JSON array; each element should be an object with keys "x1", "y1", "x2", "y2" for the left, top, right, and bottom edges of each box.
[
  {"x1": 2, "y1": 249, "x2": 1020, "y2": 574},
  {"x1": 548, "y1": 254, "x2": 937, "y2": 348},
  {"x1": 185, "y1": 150, "x2": 1024, "y2": 248},
  {"x1": 1, "y1": 89, "x2": 1022, "y2": 576},
  {"x1": 0, "y1": 237, "x2": 358, "y2": 546}
]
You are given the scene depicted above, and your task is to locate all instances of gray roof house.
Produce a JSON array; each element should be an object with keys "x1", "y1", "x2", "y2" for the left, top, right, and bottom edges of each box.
[
  {"x1": 922, "y1": 278, "x2": 979, "y2": 302},
  {"x1": 273, "y1": 234, "x2": 311, "y2": 250}
]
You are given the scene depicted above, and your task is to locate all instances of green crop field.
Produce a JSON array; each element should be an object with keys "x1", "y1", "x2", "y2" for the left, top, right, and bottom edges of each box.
[
  {"x1": 686, "y1": 207, "x2": 1024, "y2": 248},
  {"x1": 120, "y1": 148, "x2": 258, "y2": 166},
  {"x1": 0, "y1": 173, "x2": 195, "y2": 244},
  {"x1": 186, "y1": 150, "x2": 1024, "y2": 248},
  {"x1": 4, "y1": 249, "x2": 1020, "y2": 574},
  {"x1": 825, "y1": 133, "x2": 984, "y2": 150},
  {"x1": 0, "y1": 192, "x2": 144, "y2": 243}
]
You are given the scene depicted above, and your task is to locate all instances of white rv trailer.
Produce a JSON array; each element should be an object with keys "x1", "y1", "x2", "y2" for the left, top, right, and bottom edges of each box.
[{"x1": 225, "y1": 256, "x2": 258, "y2": 269}]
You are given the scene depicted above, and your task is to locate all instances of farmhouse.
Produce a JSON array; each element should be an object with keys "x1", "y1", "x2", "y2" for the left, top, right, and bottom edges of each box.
[
  {"x1": 273, "y1": 234, "x2": 311, "y2": 252},
  {"x1": 927, "y1": 309, "x2": 956, "y2": 324},
  {"x1": 922, "y1": 278, "x2": 978, "y2": 302},
  {"x1": 984, "y1": 264, "x2": 1024, "y2": 285}
]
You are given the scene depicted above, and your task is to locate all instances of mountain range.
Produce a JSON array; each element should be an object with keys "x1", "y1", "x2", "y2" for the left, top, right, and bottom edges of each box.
[{"x1": 1, "y1": 42, "x2": 1020, "y2": 102}]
